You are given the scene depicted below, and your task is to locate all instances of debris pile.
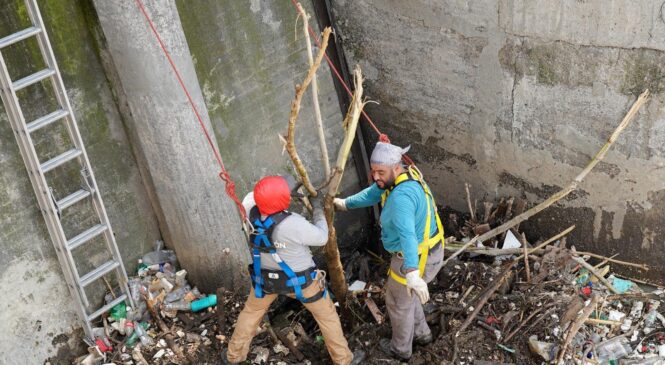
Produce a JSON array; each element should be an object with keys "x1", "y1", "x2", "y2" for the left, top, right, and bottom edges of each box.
[
  {"x1": 74, "y1": 241, "x2": 224, "y2": 365},
  {"x1": 73, "y1": 197, "x2": 664, "y2": 365}
]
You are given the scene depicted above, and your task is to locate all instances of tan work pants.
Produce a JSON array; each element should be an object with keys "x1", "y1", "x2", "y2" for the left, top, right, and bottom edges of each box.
[
  {"x1": 227, "y1": 274, "x2": 353, "y2": 365},
  {"x1": 385, "y1": 243, "x2": 444, "y2": 358}
]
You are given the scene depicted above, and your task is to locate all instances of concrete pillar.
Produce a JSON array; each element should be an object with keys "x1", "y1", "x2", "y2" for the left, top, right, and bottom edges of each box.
[{"x1": 92, "y1": 0, "x2": 248, "y2": 292}]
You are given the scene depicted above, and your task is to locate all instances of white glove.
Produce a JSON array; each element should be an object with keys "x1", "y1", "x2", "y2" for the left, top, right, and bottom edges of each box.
[
  {"x1": 333, "y1": 198, "x2": 347, "y2": 211},
  {"x1": 405, "y1": 270, "x2": 429, "y2": 304}
]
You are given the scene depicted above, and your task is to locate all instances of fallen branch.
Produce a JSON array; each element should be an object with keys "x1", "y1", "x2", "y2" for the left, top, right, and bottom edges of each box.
[
  {"x1": 444, "y1": 90, "x2": 650, "y2": 265},
  {"x1": 264, "y1": 316, "x2": 304, "y2": 361},
  {"x1": 296, "y1": 3, "x2": 330, "y2": 179},
  {"x1": 557, "y1": 295, "x2": 602, "y2": 364},
  {"x1": 284, "y1": 26, "x2": 332, "y2": 196},
  {"x1": 572, "y1": 256, "x2": 620, "y2": 294},
  {"x1": 577, "y1": 251, "x2": 649, "y2": 271},
  {"x1": 455, "y1": 261, "x2": 516, "y2": 336},
  {"x1": 323, "y1": 67, "x2": 364, "y2": 303},
  {"x1": 145, "y1": 297, "x2": 189, "y2": 364},
  {"x1": 516, "y1": 225, "x2": 575, "y2": 261},
  {"x1": 449, "y1": 225, "x2": 575, "y2": 257}
]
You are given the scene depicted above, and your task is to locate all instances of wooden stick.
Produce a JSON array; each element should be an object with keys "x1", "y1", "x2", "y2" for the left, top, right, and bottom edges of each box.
[
  {"x1": 323, "y1": 67, "x2": 364, "y2": 303},
  {"x1": 585, "y1": 318, "x2": 621, "y2": 326},
  {"x1": 296, "y1": 3, "x2": 330, "y2": 179},
  {"x1": 365, "y1": 297, "x2": 384, "y2": 324},
  {"x1": 557, "y1": 295, "x2": 602, "y2": 364},
  {"x1": 465, "y1": 183, "x2": 475, "y2": 221},
  {"x1": 455, "y1": 261, "x2": 516, "y2": 336},
  {"x1": 444, "y1": 90, "x2": 650, "y2": 265},
  {"x1": 594, "y1": 253, "x2": 619, "y2": 269},
  {"x1": 522, "y1": 233, "x2": 531, "y2": 283},
  {"x1": 503, "y1": 306, "x2": 545, "y2": 343},
  {"x1": 578, "y1": 251, "x2": 649, "y2": 271},
  {"x1": 285, "y1": 27, "x2": 332, "y2": 196},
  {"x1": 516, "y1": 225, "x2": 575, "y2": 261},
  {"x1": 572, "y1": 256, "x2": 620, "y2": 294}
]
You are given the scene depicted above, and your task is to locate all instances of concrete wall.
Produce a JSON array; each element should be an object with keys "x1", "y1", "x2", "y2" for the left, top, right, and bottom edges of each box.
[
  {"x1": 174, "y1": 0, "x2": 369, "y2": 249},
  {"x1": 332, "y1": 0, "x2": 665, "y2": 281},
  {"x1": 0, "y1": 0, "x2": 161, "y2": 363}
]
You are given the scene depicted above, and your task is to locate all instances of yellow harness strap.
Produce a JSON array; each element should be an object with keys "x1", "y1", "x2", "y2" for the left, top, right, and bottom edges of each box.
[{"x1": 382, "y1": 166, "x2": 445, "y2": 285}]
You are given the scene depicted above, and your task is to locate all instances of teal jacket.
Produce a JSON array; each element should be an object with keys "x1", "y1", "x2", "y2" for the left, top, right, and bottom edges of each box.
[{"x1": 345, "y1": 180, "x2": 437, "y2": 269}]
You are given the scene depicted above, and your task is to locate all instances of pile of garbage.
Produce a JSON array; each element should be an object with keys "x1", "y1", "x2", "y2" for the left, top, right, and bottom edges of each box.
[
  {"x1": 75, "y1": 241, "x2": 223, "y2": 365},
  {"x1": 73, "y1": 195, "x2": 665, "y2": 365}
]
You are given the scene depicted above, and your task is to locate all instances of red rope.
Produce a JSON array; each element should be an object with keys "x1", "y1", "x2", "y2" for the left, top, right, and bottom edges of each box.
[{"x1": 134, "y1": 0, "x2": 247, "y2": 222}]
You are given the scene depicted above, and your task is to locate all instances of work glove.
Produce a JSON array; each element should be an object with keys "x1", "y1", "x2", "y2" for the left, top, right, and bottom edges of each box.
[
  {"x1": 405, "y1": 270, "x2": 430, "y2": 304},
  {"x1": 333, "y1": 198, "x2": 347, "y2": 211}
]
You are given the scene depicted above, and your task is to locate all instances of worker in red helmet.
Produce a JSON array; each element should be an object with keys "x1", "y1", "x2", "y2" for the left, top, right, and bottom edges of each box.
[{"x1": 223, "y1": 175, "x2": 363, "y2": 365}]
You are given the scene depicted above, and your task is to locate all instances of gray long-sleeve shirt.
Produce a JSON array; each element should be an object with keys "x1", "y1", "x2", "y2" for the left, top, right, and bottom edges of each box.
[{"x1": 243, "y1": 193, "x2": 328, "y2": 272}]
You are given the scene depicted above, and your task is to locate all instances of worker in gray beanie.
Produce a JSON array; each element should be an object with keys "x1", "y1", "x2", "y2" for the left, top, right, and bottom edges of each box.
[{"x1": 334, "y1": 141, "x2": 445, "y2": 361}]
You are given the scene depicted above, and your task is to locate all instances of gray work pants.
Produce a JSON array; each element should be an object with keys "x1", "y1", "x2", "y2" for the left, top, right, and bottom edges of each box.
[{"x1": 384, "y1": 243, "x2": 444, "y2": 358}]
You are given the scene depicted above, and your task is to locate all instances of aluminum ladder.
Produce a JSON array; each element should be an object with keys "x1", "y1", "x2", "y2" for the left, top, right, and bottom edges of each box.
[{"x1": 0, "y1": 0, "x2": 133, "y2": 339}]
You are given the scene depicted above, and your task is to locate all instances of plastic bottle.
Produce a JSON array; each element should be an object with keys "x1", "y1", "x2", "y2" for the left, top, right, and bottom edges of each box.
[
  {"x1": 163, "y1": 300, "x2": 191, "y2": 311},
  {"x1": 165, "y1": 285, "x2": 191, "y2": 303},
  {"x1": 128, "y1": 278, "x2": 143, "y2": 304},
  {"x1": 137, "y1": 259, "x2": 149, "y2": 277},
  {"x1": 596, "y1": 336, "x2": 632, "y2": 364},
  {"x1": 191, "y1": 295, "x2": 217, "y2": 312},
  {"x1": 133, "y1": 321, "x2": 154, "y2": 346},
  {"x1": 125, "y1": 322, "x2": 149, "y2": 347}
]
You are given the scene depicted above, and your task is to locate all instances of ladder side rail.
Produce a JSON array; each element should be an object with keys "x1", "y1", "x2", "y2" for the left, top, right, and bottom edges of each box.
[
  {"x1": 24, "y1": 0, "x2": 135, "y2": 308},
  {"x1": 0, "y1": 51, "x2": 94, "y2": 337}
]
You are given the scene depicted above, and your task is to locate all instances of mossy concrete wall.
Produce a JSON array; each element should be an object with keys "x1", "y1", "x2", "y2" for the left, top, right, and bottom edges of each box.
[
  {"x1": 174, "y1": 0, "x2": 369, "y2": 248},
  {"x1": 332, "y1": 0, "x2": 665, "y2": 282},
  {"x1": 0, "y1": 1, "x2": 161, "y2": 363}
]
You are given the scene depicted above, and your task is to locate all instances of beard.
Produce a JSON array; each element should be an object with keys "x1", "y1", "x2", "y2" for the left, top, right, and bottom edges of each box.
[{"x1": 375, "y1": 169, "x2": 398, "y2": 189}]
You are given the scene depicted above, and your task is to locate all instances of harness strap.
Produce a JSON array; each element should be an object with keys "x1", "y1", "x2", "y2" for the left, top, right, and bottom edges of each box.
[
  {"x1": 382, "y1": 166, "x2": 445, "y2": 285},
  {"x1": 249, "y1": 208, "x2": 326, "y2": 302}
]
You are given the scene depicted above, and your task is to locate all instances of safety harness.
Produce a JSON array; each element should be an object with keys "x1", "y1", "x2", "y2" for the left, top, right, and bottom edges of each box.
[
  {"x1": 248, "y1": 207, "x2": 327, "y2": 303},
  {"x1": 381, "y1": 166, "x2": 445, "y2": 285}
]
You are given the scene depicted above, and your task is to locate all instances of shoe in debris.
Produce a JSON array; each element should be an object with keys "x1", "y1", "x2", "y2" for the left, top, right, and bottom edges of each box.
[
  {"x1": 221, "y1": 349, "x2": 240, "y2": 365},
  {"x1": 350, "y1": 349, "x2": 366, "y2": 365},
  {"x1": 414, "y1": 332, "x2": 433, "y2": 346},
  {"x1": 379, "y1": 338, "x2": 411, "y2": 361}
]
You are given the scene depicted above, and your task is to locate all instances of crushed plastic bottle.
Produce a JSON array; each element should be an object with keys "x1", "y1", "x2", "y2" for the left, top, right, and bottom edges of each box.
[
  {"x1": 133, "y1": 321, "x2": 154, "y2": 346},
  {"x1": 163, "y1": 300, "x2": 191, "y2": 312},
  {"x1": 165, "y1": 285, "x2": 191, "y2": 303},
  {"x1": 596, "y1": 336, "x2": 632, "y2": 364},
  {"x1": 126, "y1": 322, "x2": 150, "y2": 348},
  {"x1": 142, "y1": 240, "x2": 178, "y2": 270}
]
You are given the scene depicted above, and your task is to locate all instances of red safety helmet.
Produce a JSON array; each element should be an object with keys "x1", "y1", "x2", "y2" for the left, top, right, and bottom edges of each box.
[{"x1": 253, "y1": 176, "x2": 291, "y2": 215}]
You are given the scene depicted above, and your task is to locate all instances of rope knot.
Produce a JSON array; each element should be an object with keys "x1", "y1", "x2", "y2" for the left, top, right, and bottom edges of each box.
[{"x1": 379, "y1": 133, "x2": 391, "y2": 143}]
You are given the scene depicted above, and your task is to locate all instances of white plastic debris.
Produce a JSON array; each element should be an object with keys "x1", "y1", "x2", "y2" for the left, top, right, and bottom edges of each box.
[
  {"x1": 253, "y1": 346, "x2": 269, "y2": 364},
  {"x1": 609, "y1": 310, "x2": 626, "y2": 321},
  {"x1": 348, "y1": 280, "x2": 367, "y2": 292},
  {"x1": 273, "y1": 343, "x2": 290, "y2": 355},
  {"x1": 153, "y1": 349, "x2": 166, "y2": 359}
]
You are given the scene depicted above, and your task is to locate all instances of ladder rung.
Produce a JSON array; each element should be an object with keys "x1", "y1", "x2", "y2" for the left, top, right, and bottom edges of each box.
[
  {"x1": 13, "y1": 68, "x2": 55, "y2": 91},
  {"x1": 0, "y1": 27, "x2": 42, "y2": 49},
  {"x1": 57, "y1": 189, "x2": 93, "y2": 211},
  {"x1": 67, "y1": 224, "x2": 107, "y2": 251},
  {"x1": 88, "y1": 294, "x2": 128, "y2": 321},
  {"x1": 80, "y1": 260, "x2": 119, "y2": 287},
  {"x1": 27, "y1": 109, "x2": 69, "y2": 133},
  {"x1": 40, "y1": 148, "x2": 82, "y2": 173}
]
